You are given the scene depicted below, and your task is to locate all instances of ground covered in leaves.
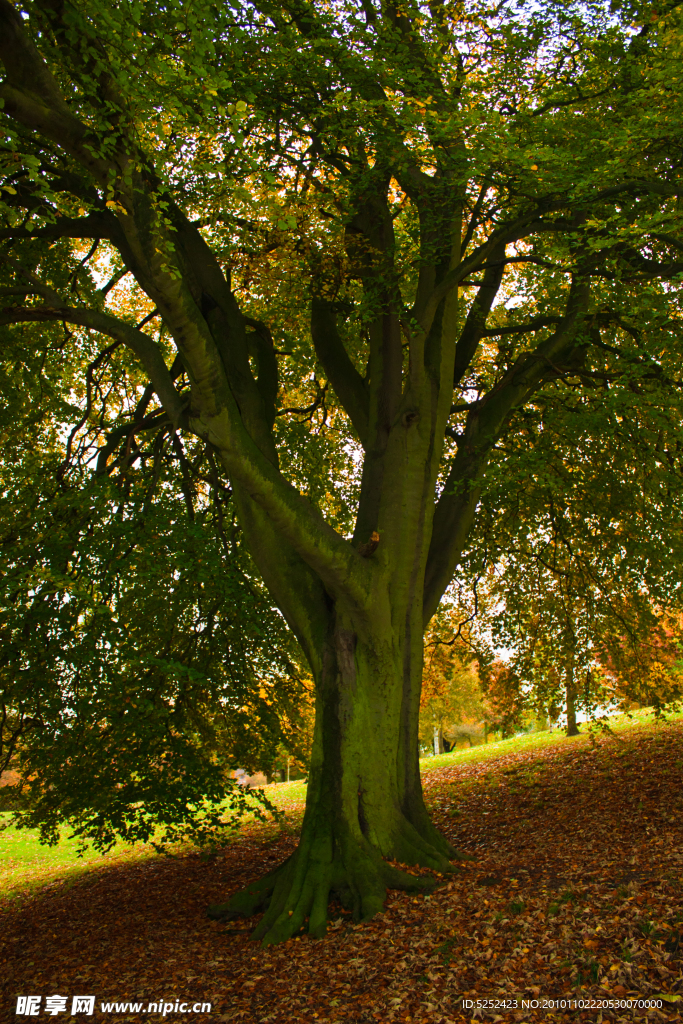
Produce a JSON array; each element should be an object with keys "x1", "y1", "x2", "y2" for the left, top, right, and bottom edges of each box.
[{"x1": 2, "y1": 720, "x2": 683, "y2": 1024}]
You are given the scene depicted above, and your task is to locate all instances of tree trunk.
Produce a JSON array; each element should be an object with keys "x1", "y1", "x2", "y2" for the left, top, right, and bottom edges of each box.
[
  {"x1": 566, "y1": 664, "x2": 580, "y2": 736},
  {"x1": 209, "y1": 607, "x2": 465, "y2": 944}
]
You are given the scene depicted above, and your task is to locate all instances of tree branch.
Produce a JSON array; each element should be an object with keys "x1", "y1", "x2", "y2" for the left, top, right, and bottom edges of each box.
[
  {"x1": 453, "y1": 243, "x2": 506, "y2": 387},
  {"x1": 0, "y1": 0, "x2": 115, "y2": 184},
  {"x1": 423, "y1": 278, "x2": 592, "y2": 624},
  {"x1": 0, "y1": 212, "x2": 118, "y2": 244},
  {"x1": 311, "y1": 298, "x2": 369, "y2": 445},
  {"x1": 480, "y1": 316, "x2": 564, "y2": 338},
  {"x1": 202, "y1": 413, "x2": 375, "y2": 611},
  {"x1": 415, "y1": 210, "x2": 575, "y2": 337},
  {"x1": 0, "y1": 302, "x2": 187, "y2": 428}
]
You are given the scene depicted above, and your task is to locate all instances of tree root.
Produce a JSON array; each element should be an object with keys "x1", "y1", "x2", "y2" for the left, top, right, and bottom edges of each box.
[{"x1": 207, "y1": 823, "x2": 465, "y2": 944}]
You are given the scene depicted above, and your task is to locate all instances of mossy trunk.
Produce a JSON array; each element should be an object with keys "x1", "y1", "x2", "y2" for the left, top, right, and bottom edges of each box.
[{"x1": 209, "y1": 606, "x2": 464, "y2": 944}]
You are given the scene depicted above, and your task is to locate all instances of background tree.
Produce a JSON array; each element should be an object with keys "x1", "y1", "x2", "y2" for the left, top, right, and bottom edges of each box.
[
  {"x1": 470, "y1": 377, "x2": 683, "y2": 734},
  {"x1": 597, "y1": 609, "x2": 683, "y2": 714},
  {"x1": 2, "y1": 0, "x2": 683, "y2": 944},
  {"x1": 420, "y1": 604, "x2": 483, "y2": 753},
  {"x1": 479, "y1": 660, "x2": 528, "y2": 740}
]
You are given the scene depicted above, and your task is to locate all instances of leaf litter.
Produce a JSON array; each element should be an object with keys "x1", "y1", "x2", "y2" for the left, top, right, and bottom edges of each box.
[{"x1": 1, "y1": 721, "x2": 682, "y2": 1023}]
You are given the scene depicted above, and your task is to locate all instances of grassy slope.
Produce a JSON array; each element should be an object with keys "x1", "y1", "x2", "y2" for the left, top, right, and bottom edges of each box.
[
  {"x1": 0, "y1": 824, "x2": 156, "y2": 904},
  {"x1": 1, "y1": 707, "x2": 679, "y2": 906}
]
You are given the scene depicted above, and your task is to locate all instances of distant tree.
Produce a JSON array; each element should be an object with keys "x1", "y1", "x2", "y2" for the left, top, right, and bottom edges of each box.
[
  {"x1": 479, "y1": 660, "x2": 527, "y2": 740},
  {"x1": 269, "y1": 691, "x2": 316, "y2": 781},
  {"x1": 597, "y1": 610, "x2": 683, "y2": 715},
  {"x1": 464, "y1": 366, "x2": 683, "y2": 736},
  {"x1": 420, "y1": 607, "x2": 483, "y2": 753}
]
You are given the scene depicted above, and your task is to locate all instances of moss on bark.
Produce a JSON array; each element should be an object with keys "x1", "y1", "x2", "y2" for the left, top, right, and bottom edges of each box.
[{"x1": 209, "y1": 616, "x2": 469, "y2": 944}]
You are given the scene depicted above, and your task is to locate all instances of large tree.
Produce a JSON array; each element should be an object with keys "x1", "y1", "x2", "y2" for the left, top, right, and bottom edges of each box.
[{"x1": 2, "y1": 0, "x2": 683, "y2": 943}]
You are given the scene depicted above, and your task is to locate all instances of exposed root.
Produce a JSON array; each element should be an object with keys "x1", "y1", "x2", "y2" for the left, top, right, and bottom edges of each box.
[
  {"x1": 206, "y1": 855, "x2": 292, "y2": 921},
  {"x1": 403, "y1": 797, "x2": 475, "y2": 862},
  {"x1": 251, "y1": 840, "x2": 436, "y2": 944},
  {"x1": 208, "y1": 822, "x2": 464, "y2": 944}
]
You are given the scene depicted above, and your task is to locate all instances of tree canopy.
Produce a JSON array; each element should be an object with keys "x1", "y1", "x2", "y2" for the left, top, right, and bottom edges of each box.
[
  {"x1": 0, "y1": 315, "x2": 310, "y2": 848},
  {"x1": 2, "y1": 0, "x2": 683, "y2": 943}
]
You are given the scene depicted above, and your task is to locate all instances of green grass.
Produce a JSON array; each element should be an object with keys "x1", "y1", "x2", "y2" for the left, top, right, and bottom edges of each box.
[
  {"x1": 2, "y1": 705, "x2": 680, "y2": 905},
  {"x1": 419, "y1": 706, "x2": 683, "y2": 774},
  {"x1": 0, "y1": 777, "x2": 313, "y2": 906},
  {"x1": 0, "y1": 818, "x2": 154, "y2": 904},
  {"x1": 267, "y1": 779, "x2": 308, "y2": 807}
]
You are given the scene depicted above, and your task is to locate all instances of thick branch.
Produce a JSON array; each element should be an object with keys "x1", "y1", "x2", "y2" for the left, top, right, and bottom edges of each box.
[
  {"x1": 0, "y1": 212, "x2": 118, "y2": 244},
  {"x1": 199, "y1": 410, "x2": 375, "y2": 611},
  {"x1": 3, "y1": 298, "x2": 354, "y2": 605},
  {"x1": 0, "y1": 0, "x2": 114, "y2": 184},
  {"x1": 231, "y1": 484, "x2": 332, "y2": 678},
  {"x1": 311, "y1": 298, "x2": 369, "y2": 445},
  {"x1": 415, "y1": 211, "x2": 573, "y2": 336},
  {"x1": 479, "y1": 316, "x2": 563, "y2": 338},
  {"x1": 423, "y1": 279, "x2": 591, "y2": 623},
  {"x1": 453, "y1": 243, "x2": 505, "y2": 387},
  {"x1": 416, "y1": 174, "x2": 679, "y2": 343},
  {"x1": 619, "y1": 248, "x2": 683, "y2": 279},
  {"x1": 245, "y1": 318, "x2": 279, "y2": 431},
  {"x1": 0, "y1": 303, "x2": 187, "y2": 427}
]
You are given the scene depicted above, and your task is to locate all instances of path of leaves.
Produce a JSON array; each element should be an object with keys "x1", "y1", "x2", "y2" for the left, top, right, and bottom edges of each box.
[{"x1": 2, "y1": 723, "x2": 682, "y2": 1024}]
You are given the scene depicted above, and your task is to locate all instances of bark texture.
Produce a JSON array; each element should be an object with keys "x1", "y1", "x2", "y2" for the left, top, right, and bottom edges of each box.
[
  {"x1": 210, "y1": 616, "x2": 464, "y2": 943},
  {"x1": 566, "y1": 670, "x2": 580, "y2": 737}
]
